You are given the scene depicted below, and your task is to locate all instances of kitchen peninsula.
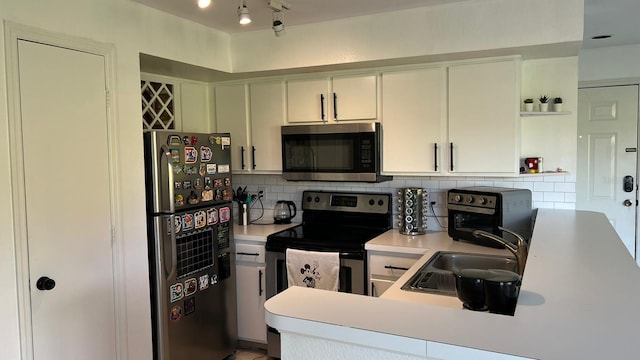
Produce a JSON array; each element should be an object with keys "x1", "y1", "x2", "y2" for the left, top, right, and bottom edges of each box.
[{"x1": 265, "y1": 209, "x2": 640, "y2": 359}]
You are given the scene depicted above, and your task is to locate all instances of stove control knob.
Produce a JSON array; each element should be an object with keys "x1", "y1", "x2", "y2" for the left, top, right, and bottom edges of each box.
[
  {"x1": 453, "y1": 194, "x2": 462, "y2": 202},
  {"x1": 378, "y1": 199, "x2": 384, "y2": 206},
  {"x1": 369, "y1": 199, "x2": 375, "y2": 206},
  {"x1": 465, "y1": 196, "x2": 474, "y2": 203},
  {"x1": 306, "y1": 196, "x2": 312, "y2": 202},
  {"x1": 314, "y1": 197, "x2": 320, "y2": 203},
  {"x1": 477, "y1": 197, "x2": 486, "y2": 205}
]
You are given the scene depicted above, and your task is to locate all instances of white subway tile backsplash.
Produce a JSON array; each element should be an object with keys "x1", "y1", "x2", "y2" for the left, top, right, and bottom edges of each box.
[
  {"x1": 493, "y1": 181, "x2": 515, "y2": 188},
  {"x1": 233, "y1": 173, "x2": 577, "y2": 229},
  {"x1": 543, "y1": 192, "x2": 565, "y2": 202},
  {"x1": 554, "y1": 182, "x2": 576, "y2": 193},
  {"x1": 533, "y1": 182, "x2": 554, "y2": 192},
  {"x1": 554, "y1": 202, "x2": 576, "y2": 210}
]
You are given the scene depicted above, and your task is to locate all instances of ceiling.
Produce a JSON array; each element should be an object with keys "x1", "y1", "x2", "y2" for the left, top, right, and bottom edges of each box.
[{"x1": 133, "y1": 0, "x2": 640, "y2": 50}]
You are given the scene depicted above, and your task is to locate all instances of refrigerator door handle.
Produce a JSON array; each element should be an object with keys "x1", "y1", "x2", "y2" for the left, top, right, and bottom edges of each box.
[
  {"x1": 155, "y1": 214, "x2": 178, "y2": 280},
  {"x1": 160, "y1": 145, "x2": 175, "y2": 213},
  {"x1": 167, "y1": 214, "x2": 177, "y2": 280}
]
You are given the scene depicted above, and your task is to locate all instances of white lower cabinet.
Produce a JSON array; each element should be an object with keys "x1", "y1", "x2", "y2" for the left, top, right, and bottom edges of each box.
[
  {"x1": 235, "y1": 242, "x2": 267, "y2": 344},
  {"x1": 368, "y1": 252, "x2": 421, "y2": 297}
]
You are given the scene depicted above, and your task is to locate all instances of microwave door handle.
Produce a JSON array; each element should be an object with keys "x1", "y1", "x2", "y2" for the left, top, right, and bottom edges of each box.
[{"x1": 160, "y1": 145, "x2": 175, "y2": 213}]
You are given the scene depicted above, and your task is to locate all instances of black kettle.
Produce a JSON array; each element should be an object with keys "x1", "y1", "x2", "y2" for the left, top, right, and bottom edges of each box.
[{"x1": 274, "y1": 200, "x2": 297, "y2": 224}]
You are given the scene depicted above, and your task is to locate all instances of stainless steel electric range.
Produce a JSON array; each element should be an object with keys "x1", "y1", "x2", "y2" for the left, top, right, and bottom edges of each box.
[{"x1": 265, "y1": 190, "x2": 392, "y2": 358}]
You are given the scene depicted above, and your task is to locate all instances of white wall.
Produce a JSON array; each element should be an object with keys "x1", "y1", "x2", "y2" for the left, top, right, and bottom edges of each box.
[
  {"x1": 0, "y1": 1, "x2": 231, "y2": 359},
  {"x1": 231, "y1": 0, "x2": 584, "y2": 72},
  {"x1": 579, "y1": 44, "x2": 640, "y2": 82}
]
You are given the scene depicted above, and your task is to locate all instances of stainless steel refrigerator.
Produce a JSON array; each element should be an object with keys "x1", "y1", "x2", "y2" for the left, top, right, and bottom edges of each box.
[{"x1": 144, "y1": 131, "x2": 237, "y2": 360}]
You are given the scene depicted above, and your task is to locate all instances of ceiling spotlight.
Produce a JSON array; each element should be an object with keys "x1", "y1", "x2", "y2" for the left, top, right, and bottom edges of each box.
[
  {"x1": 238, "y1": 0, "x2": 251, "y2": 25},
  {"x1": 197, "y1": 0, "x2": 211, "y2": 9},
  {"x1": 272, "y1": 11, "x2": 285, "y2": 37}
]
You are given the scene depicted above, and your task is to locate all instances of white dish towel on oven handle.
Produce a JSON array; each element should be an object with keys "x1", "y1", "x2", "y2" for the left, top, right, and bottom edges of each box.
[{"x1": 286, "y1": 248, "x2": 339, "y2": 291}]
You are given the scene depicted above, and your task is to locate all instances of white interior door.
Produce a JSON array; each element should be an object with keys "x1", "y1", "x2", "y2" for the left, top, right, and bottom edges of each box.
[
  {"x1": 577, "y1": 85, "x2": 639, "y2": 259},
  {"x1": 17, "y1": 39, "x2": 116, "y2": 359}
]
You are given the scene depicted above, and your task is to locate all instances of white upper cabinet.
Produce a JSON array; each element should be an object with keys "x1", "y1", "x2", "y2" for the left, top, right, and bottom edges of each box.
[
  {"x1": 447, "y1": 59, "x2": 520, "y2": 174},
  {"x1": 286, "y1": 74, "x2": 377, "y2": 123},
  {"x1": 286, "y1": 78, "x2": 330, "y2": 123},
  {"x1": 215, "y1": 83, "x2": 250, "y2": 173},
  {"x1": 381, "y1": 67, "x2": 445, "y2": 174},
  {"x1": 249, "y1": 81, "x2": 285, "y2": 172},
  {"x1": 332, "y1": 74, "x2": 377, "y2": 121},
  {"x1": 215, "y1": 81, "x2": 285, "y2": 174}
]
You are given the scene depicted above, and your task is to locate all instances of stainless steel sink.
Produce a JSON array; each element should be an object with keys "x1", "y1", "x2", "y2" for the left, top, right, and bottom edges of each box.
[{"x1": 401, "y1": 251, "x2": 517, "y2": 296}]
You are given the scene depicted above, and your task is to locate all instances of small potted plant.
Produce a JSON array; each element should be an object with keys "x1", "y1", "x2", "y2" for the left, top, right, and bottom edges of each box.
[
  {"x1": 553, "y1": 97, "x2": 563, "y2": 112},
  {"x1": 523, "y1": 98, "x2": 534, "y2": 112},
  {"x1": 538, "y1": 95, "x2": 550, "y2": 112}
]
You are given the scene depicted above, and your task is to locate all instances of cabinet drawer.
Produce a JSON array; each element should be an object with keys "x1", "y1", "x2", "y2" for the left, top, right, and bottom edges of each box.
[
  {"x1": 369, "y1": 254, "x2": 419, "y2": 278},
  {"x1": 370, "y1": 279, "x2": 394, "y2": 297},
  {"x1": 236, "y1": 243, "x2": 265, "y2": 263}
]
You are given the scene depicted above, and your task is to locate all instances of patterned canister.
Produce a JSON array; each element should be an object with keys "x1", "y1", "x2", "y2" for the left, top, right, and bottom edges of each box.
[{"x1": 397, "y1": 188, "x2": 428, "y2": 235}]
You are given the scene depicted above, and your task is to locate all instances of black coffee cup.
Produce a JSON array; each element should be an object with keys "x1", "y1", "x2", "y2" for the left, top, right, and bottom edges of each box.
[
  {"x1": 483, "y1": 270, "x2": 521, "y2": 316},
  {"x1": 453, "y1": 269, "x2": 492, "y2": 311}
]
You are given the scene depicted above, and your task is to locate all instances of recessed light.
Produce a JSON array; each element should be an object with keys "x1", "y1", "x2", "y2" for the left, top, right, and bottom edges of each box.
[
  {"x1": 198, "y1": 0, "x2": 212, "y2": 9},
  {"x1": 591, "y1": 34, "x2": 613, "y2": 40}
]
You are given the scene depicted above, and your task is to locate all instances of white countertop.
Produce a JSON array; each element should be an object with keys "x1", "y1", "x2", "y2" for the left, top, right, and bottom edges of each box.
[
  {"x1": 265, "y1": 209, "x2": 640, "y2": 359},
  {"x1": 233, "y1": 222, "x2": 299, "y2": 242}
]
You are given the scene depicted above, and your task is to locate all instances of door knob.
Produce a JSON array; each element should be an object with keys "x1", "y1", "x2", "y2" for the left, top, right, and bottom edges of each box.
[
  {"x1": 623, "y1": 199, "x2": 634, "y2": 207},
  {"x1": 36, "y1": 276, "x2": 56, "y2": 291}
]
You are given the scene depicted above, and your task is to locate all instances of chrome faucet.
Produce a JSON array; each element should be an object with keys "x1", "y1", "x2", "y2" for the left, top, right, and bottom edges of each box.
[{"x1": 472, "y1": 227, "x2": 528, "y2": 276}]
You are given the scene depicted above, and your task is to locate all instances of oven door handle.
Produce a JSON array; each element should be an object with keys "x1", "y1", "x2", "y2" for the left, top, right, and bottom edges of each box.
[{"x1": 384, "y1": 265, "x2": 410, "y2": 271}]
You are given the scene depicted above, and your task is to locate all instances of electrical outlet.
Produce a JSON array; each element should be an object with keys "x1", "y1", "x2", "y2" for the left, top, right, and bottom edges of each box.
[{"x1": 257, "y1": 186, "x2": 266, "y2": 199}]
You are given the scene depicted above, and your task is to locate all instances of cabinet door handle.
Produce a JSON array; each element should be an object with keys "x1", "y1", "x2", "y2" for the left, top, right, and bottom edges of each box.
[
  {"x1": 251, "y1": 146, "x2": 256, "y2": 170},
  {"x1": 333, "y1": 92, "x2": 338, "y2": 120},
  {"x1": 241, "y1": 146, "x2": 246, "y2": 170},
  {"x1": 434, "y1": 143, "x2": 438, "y2": 172},
  {"x1": 384, "y1": 265, "x2": 409, "y2": 271},
  {"x1": 320, "y1": 94, "x2": 326, "y2": 121},
  {"x1": 371, "y1": 282, "x2": 376, "y2": 297},
  {"x1": 237, "y1": 252, "x2": 260, "y2": 256},
  {"x1": 449, "y1": 142, "x2": 454, "y2": 172},
  {"x1": 258, "y1": 269, "x2": 264, "y2": 296}
]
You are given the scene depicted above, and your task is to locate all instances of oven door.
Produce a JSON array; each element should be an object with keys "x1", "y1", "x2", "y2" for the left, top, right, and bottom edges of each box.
[
  {"x1": 448, "y1": 209, "x2": 504, "y2": 248},
  {"x1": 265, "y1": 249, "x2": 365, "y2": 358},
  {"x1": 265, "y1": 250, "x2": 364, "y2": 298}
]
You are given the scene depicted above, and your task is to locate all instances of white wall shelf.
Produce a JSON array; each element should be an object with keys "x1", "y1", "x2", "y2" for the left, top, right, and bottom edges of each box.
[
  {"x1": 520, "y1": 111, "x2": 571, "y2": 117},
  {"x1": 519, "y1": 171, "x2": 570, "y2": 177}
]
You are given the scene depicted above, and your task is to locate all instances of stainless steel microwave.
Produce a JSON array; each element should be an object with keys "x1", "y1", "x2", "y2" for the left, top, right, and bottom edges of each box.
[{"x1": 281, "y1": 122, "x2": 391, "y2": 182}]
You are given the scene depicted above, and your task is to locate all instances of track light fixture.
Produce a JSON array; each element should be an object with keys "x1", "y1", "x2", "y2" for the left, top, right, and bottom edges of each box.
[
  {"x1": 272, "y1": 10, "x2": 285, "y2": 37},
  {"x1": 238, "y1": 0, "x2": 251, "y2": 25}
]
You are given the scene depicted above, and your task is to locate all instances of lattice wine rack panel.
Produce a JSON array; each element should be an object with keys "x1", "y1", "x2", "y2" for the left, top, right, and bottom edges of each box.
[{"x1": 141, "y1": 80, "x2": 175, "y2": 130}]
